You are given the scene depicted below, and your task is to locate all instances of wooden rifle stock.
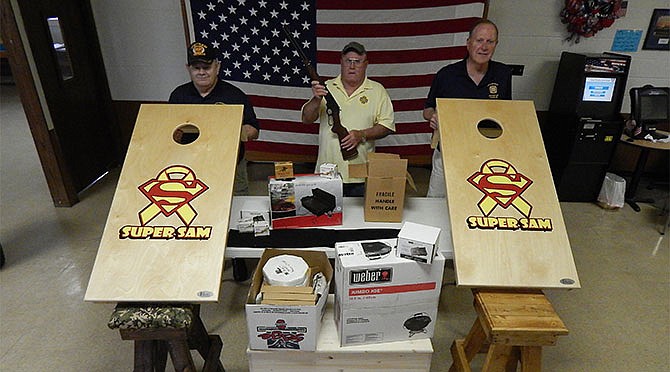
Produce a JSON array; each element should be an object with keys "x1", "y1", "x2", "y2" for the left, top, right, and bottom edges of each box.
[{"x1": 282, "y1": 26, "x2": 357, "y2": 161}]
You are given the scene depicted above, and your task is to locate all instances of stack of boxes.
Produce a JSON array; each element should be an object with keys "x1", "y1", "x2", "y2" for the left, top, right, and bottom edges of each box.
[
  {"x1": 243, "y1": 161, "x2": 445, "y2": 352},
  {"x1": 245, "y1": 221, "x2": 443, "y2": 351},
  {"x1": 334, "y1": 222, "x2": 443, "y2": 346}
]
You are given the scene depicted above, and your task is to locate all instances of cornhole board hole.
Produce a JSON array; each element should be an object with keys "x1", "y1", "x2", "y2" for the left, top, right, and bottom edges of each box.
[
  {"x1": 85, "y1": 104, "x2": 243, "y2": 302},
  {"x1": 436, "y1": 99, "x2": 579, "y2": 289}
]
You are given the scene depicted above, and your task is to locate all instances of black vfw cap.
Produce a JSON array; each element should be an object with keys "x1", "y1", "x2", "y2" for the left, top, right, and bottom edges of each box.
[{"x1": 187, "y1": 41, "x2": 215, "y2": 65}]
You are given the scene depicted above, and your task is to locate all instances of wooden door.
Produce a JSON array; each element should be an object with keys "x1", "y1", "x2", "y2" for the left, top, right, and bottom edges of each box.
[{"x1": 8, "y1": 0, "x2": 119, "y2": 202}]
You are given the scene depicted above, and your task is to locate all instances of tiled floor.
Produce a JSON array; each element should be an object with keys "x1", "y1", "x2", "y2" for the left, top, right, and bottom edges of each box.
[{"x1": 1, "y1": 83, "x2": 669, "y2": 371}]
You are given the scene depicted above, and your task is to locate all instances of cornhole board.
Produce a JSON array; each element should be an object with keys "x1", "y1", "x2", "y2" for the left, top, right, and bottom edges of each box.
[
  {"x1": 437, "y1": 98, "x2": 580, "y2": 289},
  {"x1": 85, "y1": 104, "x2": 242, "y2": 302}
]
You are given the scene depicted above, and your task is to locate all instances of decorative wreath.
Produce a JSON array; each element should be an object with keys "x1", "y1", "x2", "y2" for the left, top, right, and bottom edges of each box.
[{"x1": 560, "y1": 0, "x2": 622, "y2": 43}]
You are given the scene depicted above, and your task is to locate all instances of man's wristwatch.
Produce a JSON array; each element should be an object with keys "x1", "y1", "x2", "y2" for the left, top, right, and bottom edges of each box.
[{"x1": 360, "y1": 131, "x2": 367, "y2": 143}]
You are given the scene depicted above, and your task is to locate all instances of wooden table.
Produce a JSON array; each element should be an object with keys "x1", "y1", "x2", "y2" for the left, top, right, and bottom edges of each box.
[{"x1": 619, "y1": 131, "x2": 670, "y2": 212}]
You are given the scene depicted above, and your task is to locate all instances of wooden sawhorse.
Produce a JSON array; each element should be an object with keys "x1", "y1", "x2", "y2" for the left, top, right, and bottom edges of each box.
[
  {"x1": 109, "y1": 303, "x2": 225, "y2": 372},
  {"x1": 449, "y1": 289, "x2": 568, "y2": 372}
]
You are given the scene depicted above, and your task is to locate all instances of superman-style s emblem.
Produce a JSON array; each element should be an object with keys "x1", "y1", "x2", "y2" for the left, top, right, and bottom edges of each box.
[{"x1": 467, "y1": 159, "x2": 532, "y2": 217}]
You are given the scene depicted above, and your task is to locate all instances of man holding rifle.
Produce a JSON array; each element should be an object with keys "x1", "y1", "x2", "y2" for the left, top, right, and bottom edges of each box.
[{"x1": 301, "y1": 42, "x2": 395, "y2": 197}]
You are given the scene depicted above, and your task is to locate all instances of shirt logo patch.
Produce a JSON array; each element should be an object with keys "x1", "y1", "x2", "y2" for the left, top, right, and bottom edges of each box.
[
  {"x1": 488, "y1": 83, "x2": 499, "y2": 98},
  {"x1": 359, "y1": 96, "x2": 369, "y2": 105}
]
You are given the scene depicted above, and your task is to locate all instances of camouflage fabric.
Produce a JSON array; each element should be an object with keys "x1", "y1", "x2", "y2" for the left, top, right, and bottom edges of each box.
[{"x1": 108, "y1": 304, "x2": 194, "y2": 330}]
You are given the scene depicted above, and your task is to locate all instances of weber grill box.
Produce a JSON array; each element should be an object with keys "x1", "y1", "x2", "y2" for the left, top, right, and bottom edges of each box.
[{"x1": 334, "y1": 239, "x2": 445, "y2": 346}]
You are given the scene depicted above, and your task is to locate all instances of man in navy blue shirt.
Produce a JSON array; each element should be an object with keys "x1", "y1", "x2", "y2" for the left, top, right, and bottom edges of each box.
[
  {"x1": 169, "y1": 41, "x2": 260, "y2": 195},
  {"x1": 423, "y1": 19, "x2": 512, "y2": 197}
]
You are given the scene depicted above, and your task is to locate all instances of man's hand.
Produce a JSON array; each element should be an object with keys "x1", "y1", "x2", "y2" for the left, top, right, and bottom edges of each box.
[
  {"x1": 429, "y1": 112, "x2": 439, "y2": 130},
  {"x1": 423, "y1": 108, "x2": 440, "y2": 149},
  {"x1": 240, "y1": 124, "x2": 258, "y2": 142},
  {"x1": 341, "y1": 129, "x2": 366, "y2": 151},
  {"x1": 302, "y1": 80, "x2": 327, "y2": 124},
  {"x1": 310, "y1": 80, "x2": 328, "y2": 99}
]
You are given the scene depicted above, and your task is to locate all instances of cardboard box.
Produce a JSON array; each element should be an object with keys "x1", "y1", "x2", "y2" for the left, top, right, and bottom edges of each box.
[
  {"x1": 237, "y1": 199, "x2": 270, "y2": 236},
  {"x1": 274, "y1": 161, "x2": 294, "y2": 179},
  {"x1": 269, "y1": 174, "x2": 343, "y2": 229},
  {"x1": 349, "y1": 153, "x2": 416, "y2": 222},
  {"x1": 334, "y1": 239, "x2": 445, "y2": 346},
  {"x1": 246, "y1": 249, "x2": 333, "y2": 351},
  {"x1": 239, "y1": 199, "x2": 270, "y2": 223},
  {"x1": 319, "y1": 163, "x2": 338, "y2": 179},
  {"x1": 397, "y1": 222, "x2": 441, "y2": 264}
]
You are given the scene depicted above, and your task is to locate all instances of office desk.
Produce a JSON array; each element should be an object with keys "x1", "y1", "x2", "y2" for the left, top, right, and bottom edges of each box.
[
  {"x1": 620, "y1": 131, "x2": 670, "y2": 212},
  {"x1": 226, "y1": 196, "x2": 454, "y2": 259}
]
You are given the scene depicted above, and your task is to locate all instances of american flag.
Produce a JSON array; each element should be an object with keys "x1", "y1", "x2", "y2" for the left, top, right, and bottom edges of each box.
[{"x1": 186, "y1": 0, "x2": 487, "y2": 164}]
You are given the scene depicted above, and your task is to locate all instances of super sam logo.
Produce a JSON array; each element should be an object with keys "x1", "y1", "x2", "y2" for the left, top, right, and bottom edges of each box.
[
  {"x1": 119, "y1": 165, "x2": 213, "y2": 240},
  {"x1": 466, "y1": 159, "x2": 553, "y2": 232}
]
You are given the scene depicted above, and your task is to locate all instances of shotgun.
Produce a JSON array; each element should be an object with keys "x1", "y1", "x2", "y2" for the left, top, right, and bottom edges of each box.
[{"x1": 282, "y1": 26, "x2": 358, "y2": 161}]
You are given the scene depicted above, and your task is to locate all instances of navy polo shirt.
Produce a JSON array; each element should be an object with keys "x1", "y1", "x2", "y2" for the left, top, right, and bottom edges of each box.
[
  {"x1": 169, "y1": 79, "x2": 259, "y2": 162},
  {"x1": 424, "y1": 58, "x2": 512, "y2": 109}
]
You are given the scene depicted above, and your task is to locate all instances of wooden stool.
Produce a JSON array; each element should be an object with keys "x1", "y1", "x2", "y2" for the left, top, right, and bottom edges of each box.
[
  {"x1": 449, "y1": 289, "x2": 568, "y2": 372},
  {"x1": 109, "y1": 304, "x2": 225, "y2": 372}
]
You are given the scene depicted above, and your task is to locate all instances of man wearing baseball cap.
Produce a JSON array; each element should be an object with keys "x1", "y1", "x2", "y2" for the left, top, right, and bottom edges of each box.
[
  {"x1": 169, "y1": 41, "x2": 260, "y2": 196},
  {"x1": 301, "y1": 41, "x2": 395, "y2": 197}
]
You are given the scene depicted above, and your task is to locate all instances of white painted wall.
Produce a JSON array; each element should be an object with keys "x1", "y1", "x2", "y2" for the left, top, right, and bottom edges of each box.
[
  {"x1": 90, "y1": 0, "x2": 188, "y2": 101},
  {"x1": 489, "y1": 0, "x2": 670, "y2": 112},
  {"x1": 91, "y1": 0, "x2": 670, "y2": 112}
]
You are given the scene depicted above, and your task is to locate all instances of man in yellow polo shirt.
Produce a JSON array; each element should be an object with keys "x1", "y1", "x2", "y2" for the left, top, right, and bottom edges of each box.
[{"x1": 301, "y1": 42, "x2": 395, "y2": 196}]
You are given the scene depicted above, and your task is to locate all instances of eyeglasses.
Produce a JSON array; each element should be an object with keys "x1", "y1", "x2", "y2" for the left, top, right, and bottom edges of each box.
[
  {"x1": 344, "y1": 58, "x2": 367, "y2": 66},
  {"x1": 472, "y1": 38, "x2": 497, "y2": 46}
]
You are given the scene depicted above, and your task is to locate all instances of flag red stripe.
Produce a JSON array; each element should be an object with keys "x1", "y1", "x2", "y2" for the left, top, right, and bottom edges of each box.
[
  {"x1": 248, "y1": 95, "x2": 307, "y2": 111},
  {"x1": 259, "y1": 119, "x2": 319, "y2": 134},
  {"x1": 256, "y1": 120, "x2": 431, "y2": 135},
  {"x1": 393, "y1": 98, "x2": 427, "y2": 111},
  {"x1": 394, "y1": 122, "x2": 431, "y2": 134},
  {"x1": 371, "y1": 74, "x2": 435, "y2": 89},
  {"x1": 317, "y1": 0, "x2": 486, "y2": 10},
  {"x1": 246, "y1": 141, "x2": 318, "y2": 156},
  {"x1": 249, "y1": 96, "x2": 426, "y2": 112},
  {"x1": 318, "y1": 46, "x2": 467, "y2": 64},
  {"x1": 317, "y1": 18, "x2": 479, "y2": 38}
]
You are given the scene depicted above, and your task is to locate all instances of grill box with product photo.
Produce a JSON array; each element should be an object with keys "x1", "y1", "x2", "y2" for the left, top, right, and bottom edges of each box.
[
  {"x1": 334, "y1": 238, "x2": 445, "y2": 346},
  {"x1": 269, "y1": 174, "x2": 343, "y2": 229}
]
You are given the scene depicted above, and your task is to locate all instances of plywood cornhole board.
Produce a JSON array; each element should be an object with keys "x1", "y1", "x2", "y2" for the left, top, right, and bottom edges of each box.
[
  {"x1": 85, "y1": 104, "x2": 242, "y2": 302},
  {"x1": 437, "y1": 99, "x2": 580, "y2": 289}
]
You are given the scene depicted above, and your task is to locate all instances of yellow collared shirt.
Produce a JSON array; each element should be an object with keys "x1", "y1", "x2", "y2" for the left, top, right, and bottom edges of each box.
[{"x1": 309, "y1": 76, "x2": 395, "y2": 183}]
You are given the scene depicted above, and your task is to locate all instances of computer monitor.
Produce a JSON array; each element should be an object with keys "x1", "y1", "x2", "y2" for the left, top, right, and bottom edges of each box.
[
  {"x1": 576, "y1": 75, "x2": 627, "y2": 119},
  {"x1": 627, "y1": 85, "x2": 670, "y2": 139},
  {"x1": 582, "y1": 77, "x2": 617, "y2": 102}
]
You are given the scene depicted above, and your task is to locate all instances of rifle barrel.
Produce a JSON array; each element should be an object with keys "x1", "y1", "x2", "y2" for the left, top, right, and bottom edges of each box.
[{"x1": 282, "y1": 26, "x2": 311, "y2": 66}]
